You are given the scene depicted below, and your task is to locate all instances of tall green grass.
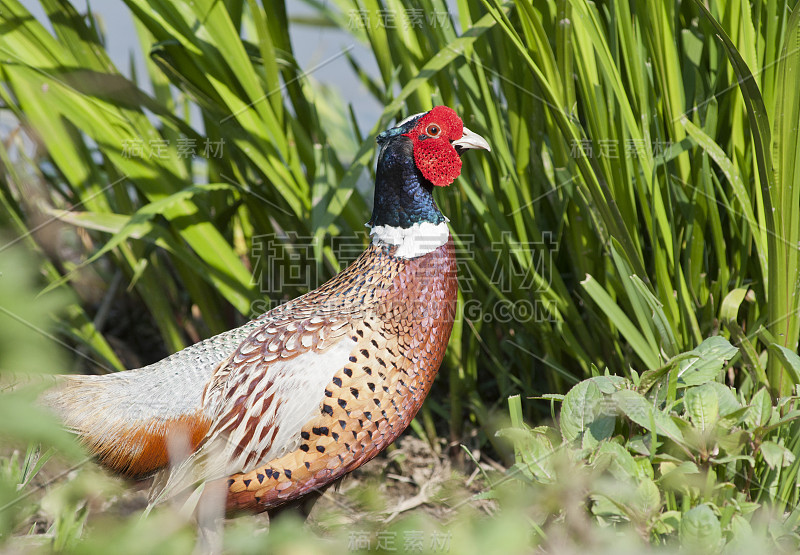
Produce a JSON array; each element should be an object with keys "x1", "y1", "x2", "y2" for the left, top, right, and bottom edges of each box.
[{"x1": 2, "y1": 0, "x2": 800, "y2": 456}]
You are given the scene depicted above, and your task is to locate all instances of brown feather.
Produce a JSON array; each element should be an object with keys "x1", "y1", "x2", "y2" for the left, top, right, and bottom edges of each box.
[
  {"x1": 85, "y1": 412, "x2": 211, "y2": 478},
  {"x1": 222, "y1": 237, "x2": 457, "y2": 513}
]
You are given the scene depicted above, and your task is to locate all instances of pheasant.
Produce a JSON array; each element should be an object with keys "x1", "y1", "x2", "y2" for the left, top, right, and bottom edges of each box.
[{"x1": 44, "y1": 106, "x2": 490, "y2": 515}]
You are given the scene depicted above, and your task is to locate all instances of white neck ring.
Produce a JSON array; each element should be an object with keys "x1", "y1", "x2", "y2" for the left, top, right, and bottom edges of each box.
[{"x1": 368, "y1": 221, "x2": 450, "y2": 259}]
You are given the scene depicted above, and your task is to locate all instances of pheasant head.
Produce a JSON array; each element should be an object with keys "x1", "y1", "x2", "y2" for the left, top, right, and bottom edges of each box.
[{"x1": 370, "y1": 106, "x2": 490, "y2": 258}]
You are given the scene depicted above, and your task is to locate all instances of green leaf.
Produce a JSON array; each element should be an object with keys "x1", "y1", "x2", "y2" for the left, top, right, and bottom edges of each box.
[
  {"x1": 560, "y1": 379, "x2": 603, "y2": 443},
  {"x1": 593, "y1": 441, "x2": 639, "y2": 481},
  {"x1": 498, "y1": 395, "x2": 557, "y2": 481},
  {"x1": 560, "y1": 376, "x2": 625, "y2": 443},
  {"x1": 629, "y1": 276, "x2": 679, "y2": 359},
  {"x1": 680, "y1": 504, "x2": 722, "y2": 551},
  {"x1": 675, "y1": 336, "x2": 738, "y2": 387},
  {"x1": 761, "y1": 410, "x2": 800, "y2": 434},
  {"x1": 767, "y1": 4, "x2": 800, "y2": 395},
  {"x1": 768, "y1": 344, "x2": 800, "y2": 384},
  {"x1": 507, "y1": 394, "x2": 524, "y2": 429},
  {"x1": 638, "y1": 352, "x2": 701, "y2": 394},
  {"x1": 704, "y1": 382, "x2": 742, "y2": 417},
  {"x1": 719, "y1": 287, "x2": 749, "y2": 325},
  {"x1": 760, "y1": 440, "x2": 796, "y2": 470},
  {"x1": 609, "y1": 243, "x2": 659, "y2": 355},
  {"x1": 653, "y1": 510, "x2": 682, "y2": 535},
  {"x1": 613, "y1": 389, "x2": 685, "y2": 444},
  {"x1": 722, "y1": 289, "x2": 767, "y2": 387},
  {"x1": 681, "y1": 120, "x2": 766, "y2": 277},
  {"x1": 580, "y1": 274, "x2": 660, "y2": 370},
  {"x1": 717, "y1": 408, "x2": 751, "y2": 432},
  {"x1": 632, "y1": 478, "x2": 661, "y2": 518},
  {"x1": 745, "y1": 388, "x2": 773, "y2": 429},
  {"x1": 590, "y1": 375, "x2": 628, "y2": 394},
  {"x1": 41, "y1": 183, "x2": 238, "y2": 295},
  {"x1": 583, "y1": 415, "x2": 616, "y2": 450},
  {"x1": 495, "y1": 427, "x2": 555, "y2": 482},
  {"x1": 716, "y1": 429, "x2": 750, "y2": 457},
  {"x1": 684, "y1": 384, "x2": 719, "y2": 431},
  {"x1": 727, "y1": 515, "x2": 755, "y2": 552}
]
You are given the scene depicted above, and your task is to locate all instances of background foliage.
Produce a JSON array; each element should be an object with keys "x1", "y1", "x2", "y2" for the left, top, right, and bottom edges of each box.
[{"x1": 2, "y1": 0, "x2": 800, "y2": 551}]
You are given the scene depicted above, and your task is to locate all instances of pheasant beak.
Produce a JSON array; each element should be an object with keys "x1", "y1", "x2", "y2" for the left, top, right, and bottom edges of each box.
[{"x1": 452, "y1": 126, "x2": 491, "y2": 154}]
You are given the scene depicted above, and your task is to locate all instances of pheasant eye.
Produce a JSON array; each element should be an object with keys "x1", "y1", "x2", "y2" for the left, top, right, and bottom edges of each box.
[{"x1": 426, "y1": 124, "x2": 440, "y2": 136}]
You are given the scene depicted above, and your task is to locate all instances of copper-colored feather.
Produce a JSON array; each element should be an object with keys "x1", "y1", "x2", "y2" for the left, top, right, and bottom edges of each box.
[{"x1": 222, "y1": 238, "x2": 457, "y2": 513}]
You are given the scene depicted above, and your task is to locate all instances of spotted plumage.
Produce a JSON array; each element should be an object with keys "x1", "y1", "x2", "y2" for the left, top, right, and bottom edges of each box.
[
  {"x1": 222, "y1": 238, "x2": 457, "y2": 512},
  {"x1": 44, "y1": 106, "x2": 489, "y2": 516}
]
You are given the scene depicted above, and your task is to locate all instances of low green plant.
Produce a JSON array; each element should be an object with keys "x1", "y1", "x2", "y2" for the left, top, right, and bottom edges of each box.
[{"x1": 497, "y1": 335, "x2": 800, "y2": 550}]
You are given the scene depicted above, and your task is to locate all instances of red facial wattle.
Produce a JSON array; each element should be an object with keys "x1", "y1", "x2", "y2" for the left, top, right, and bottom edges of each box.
[{"x1": 404, "y1": 106, "x2": 465, "y2": 187}]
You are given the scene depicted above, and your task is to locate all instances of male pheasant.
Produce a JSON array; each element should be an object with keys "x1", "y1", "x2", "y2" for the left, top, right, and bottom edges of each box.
[{"x1": 44, "y1": 106, "x2": 490, "y2": 515}]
